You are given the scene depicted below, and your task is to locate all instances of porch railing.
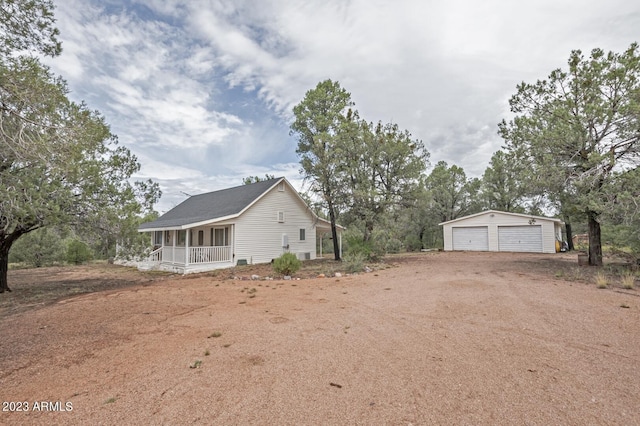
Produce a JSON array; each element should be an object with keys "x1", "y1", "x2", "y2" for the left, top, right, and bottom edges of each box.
[
  {"x1": 148, "y1": 247, "x2": 162, "y2": 262},
  {"x1": 189, "y1": 246, "x2": 232, "y2": 264},
  {"x1": 160, "y1": 246, "x2": 232, "y2": 264}
]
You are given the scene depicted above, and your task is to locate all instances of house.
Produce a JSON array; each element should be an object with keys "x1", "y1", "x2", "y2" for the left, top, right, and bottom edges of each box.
[
  {"x1": 137, "y1": 177, "x2": 343, "y2": 273},
  {"x1": 439, "y1": 210, "x2": 564, "y2": 253}
]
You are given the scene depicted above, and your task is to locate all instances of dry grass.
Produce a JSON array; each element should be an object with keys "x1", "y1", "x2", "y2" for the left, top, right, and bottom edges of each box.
[
  {"x1": 595, "y1": 272, "x2": 609, "y2": 289},
  {"x1": 621, "y1": 272, "x2": 636, "y2": 289}
]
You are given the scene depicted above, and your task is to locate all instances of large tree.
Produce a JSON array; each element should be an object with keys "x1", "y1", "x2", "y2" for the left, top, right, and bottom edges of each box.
[
  {"x1": 425, "y1": 161, "x2": 480, "y2": 223},
  {"x1": 290, "y1": 80, "x2": 353, "y2": 260},
  {"x1": 600, "y1": 167, "x2": 640, "y2": 258},
  {"x1": 0, "y1": 0, "x2": 160, "y2": 292},
  {"x1": 500, "y1": 44, "x2": 640, "y2": 266},
  {"x1": 480, "y1": 150, "x2": 525, "y2": 212},
  {"x1": 338, "y1": 117, "x2": 428, "y2": 241}
]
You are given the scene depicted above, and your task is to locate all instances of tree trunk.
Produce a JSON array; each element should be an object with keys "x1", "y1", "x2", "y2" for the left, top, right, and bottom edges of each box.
[
  {"x1": 565, "y1": 222, "x2": 574, "y2": 251},
  {"x1": 327, "y1": 200, "x2": 341, "y2": 261},
  {"x1": 587, "y1": 211, "x2": 603, "y2": 266},
  {"x1": 0, "y1": 226, "x2": 35, "y2": 293},
  {"x1": 0, "y1": 241, "x2": 12, "y2": 293}
]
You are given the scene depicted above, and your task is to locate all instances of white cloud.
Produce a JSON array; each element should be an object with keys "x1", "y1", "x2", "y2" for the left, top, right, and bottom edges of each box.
[{"x1": 48, "y1": 0, "x2": 639, "y2": 213}]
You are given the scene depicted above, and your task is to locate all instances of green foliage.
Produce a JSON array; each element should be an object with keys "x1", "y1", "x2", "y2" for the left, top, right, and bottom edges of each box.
[
  {"x1": 0, "y1": 0, "x2": 161, "y2": 291},
  {"x1": 65, "y1": 239, "x2": 93, "y2": 265},
  {"x1": 499, "y1": 43, "x2": 640, "y2": 265},
  {"x1": 291, "y1": 79, "x2": 353, "y2": 260},
  {"x1": 291, "y1": 80, "x2": 428, "y2": 258},
  {"x1": 344, "y1": 228, "x2": 385, "y2": 262},
  {"x1": 272, "y1": 252, "x2": 302, "y2": 276},
  {"x1": 0, "y1": 0, "x2": 61, "y2": 57},
  {"x1": 338, "y1": 118, "x2": 428, "y2": 242},
  {"x1": 8, "y1": 227, "x2": 66, "y2": 267},
  {"x1": 342, "y1": 251, "x2": 366, "y2": 274},
  {"x1": 599, "y1": 168, "x2": 640, "y2": 259},
  {"x1": 480, "y1": 150, "x2": 526, "y2": 212},
  {"x1": 425, "y1": 161, "x2": 482, "y2": 223},
  {"x1": 404, "y1": 234, "x2": 423, "y2": 252},
  {"x1": 242, "y1": 174, "x2": 276, "y2": 185}
]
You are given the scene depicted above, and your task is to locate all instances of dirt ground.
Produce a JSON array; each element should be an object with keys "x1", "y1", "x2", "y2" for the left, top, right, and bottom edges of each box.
[{"x1": 1, "y1": 252, "x2": 639, "y2": 425}]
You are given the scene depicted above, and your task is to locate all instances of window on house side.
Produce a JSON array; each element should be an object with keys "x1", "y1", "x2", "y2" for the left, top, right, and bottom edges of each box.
[
  {"x1": 277, "y1": 211, "x2": 285, "y2": 222},
  {"x1": 300, "y1": 228, "x2": 305, "y2": 241},
  {"x1": 198, "y1": 230, "x2": 204, "y2": 246}
]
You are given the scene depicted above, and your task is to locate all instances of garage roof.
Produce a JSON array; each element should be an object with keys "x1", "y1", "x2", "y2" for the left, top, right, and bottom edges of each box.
[{"x1": 438, "y1": 210, "x2": 564, "y2": 226}]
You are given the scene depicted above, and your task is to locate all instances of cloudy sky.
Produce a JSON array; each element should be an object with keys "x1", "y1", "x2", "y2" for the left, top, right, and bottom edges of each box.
[{"x1": 46, "y1": 0, "x2": 639, "y2": 212}]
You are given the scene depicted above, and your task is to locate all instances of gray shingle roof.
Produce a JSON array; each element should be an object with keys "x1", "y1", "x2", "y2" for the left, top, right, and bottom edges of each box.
[{"x1": 139, "y1": 178, "x2": 282, "y2": 230}]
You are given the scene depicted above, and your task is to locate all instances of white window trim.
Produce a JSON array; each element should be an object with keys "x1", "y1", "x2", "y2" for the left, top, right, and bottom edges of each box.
[{"x1": 277, "y1": 211, "x2": 285, "y2": 222}]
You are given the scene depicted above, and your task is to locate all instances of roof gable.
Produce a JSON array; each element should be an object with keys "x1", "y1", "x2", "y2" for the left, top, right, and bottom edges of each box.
[{"x1": 139, "y1": 178, "x2": 283, "y2": 230}]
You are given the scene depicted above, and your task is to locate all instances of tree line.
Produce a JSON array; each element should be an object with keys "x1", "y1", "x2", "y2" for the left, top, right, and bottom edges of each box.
[
  {"x1": 2, "y1": 0, "x2": 638, "y2": 294},
  {"x1": 291, "y1": 43, "x2": 640, "y2": 266}
]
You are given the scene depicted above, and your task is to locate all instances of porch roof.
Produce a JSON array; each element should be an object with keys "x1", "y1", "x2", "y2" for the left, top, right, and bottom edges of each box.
[{"x1": 139, "y1": 178, "x2": 282, "y2": 231}]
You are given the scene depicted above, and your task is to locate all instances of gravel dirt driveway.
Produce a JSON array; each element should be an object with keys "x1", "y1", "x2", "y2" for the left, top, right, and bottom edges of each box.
[{"x1": 1, "y1": 251, "x2": 639, "y2": 425}]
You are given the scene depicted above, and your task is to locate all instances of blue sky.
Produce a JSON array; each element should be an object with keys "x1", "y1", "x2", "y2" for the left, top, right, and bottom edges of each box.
[{"x1": 46, "y1": 0, "x2": 639, "y2": 213}]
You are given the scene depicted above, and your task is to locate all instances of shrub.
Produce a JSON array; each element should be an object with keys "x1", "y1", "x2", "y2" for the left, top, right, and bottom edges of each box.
[
  {"x1": 404, "y1": 234, "x2": 423, "y2": 252},
  {"x1": 272, "y1": 252, "x2": 302, "y2": 276},
  {"x1": 66, "y1": 239, "x2": 93, "y2": 265},
  {"x1": 344, "y1": 229, "x2": 385, "y2": 262},
  {"x1": 342, "y1": 251, "x2": 366, "y2": 273},
  {"x1": 383, "y1": 237, "x2": 403, "y2": 254},
  {"x1": 9, "y1": 227, "x2": 66, "y2": 267}
]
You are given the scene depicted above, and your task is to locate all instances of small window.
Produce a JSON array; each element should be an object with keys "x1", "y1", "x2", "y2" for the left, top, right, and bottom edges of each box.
[
  {"x1": 278, "y1": 182, "x2": 285, "y2": 192},
  {"x1": 277, "y1": 211, "x2": 285, "y2": 222},
  {"x1": 300, "y1": 228, "x2": 306, "y2": 241}
]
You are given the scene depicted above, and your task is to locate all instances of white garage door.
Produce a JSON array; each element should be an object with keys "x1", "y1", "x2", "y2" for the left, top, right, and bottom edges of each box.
[
  {"x1": 452, "y1": 227, "x2": 489, "y2": 251},
  {"x1": 498, "y1": 225, "x2": 543, "y2": 253}
]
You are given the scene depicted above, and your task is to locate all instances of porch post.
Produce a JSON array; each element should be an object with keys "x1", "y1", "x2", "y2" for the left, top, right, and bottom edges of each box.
[
  {"x1": 172, "y1": 230, "x2": 176, "y2": 263},
  {"x1": 160, "y1": 231, "x2": 164, "y2": 264},
  {"x1": 185, "y1": 228, "x2": 190, "y2": 267}
]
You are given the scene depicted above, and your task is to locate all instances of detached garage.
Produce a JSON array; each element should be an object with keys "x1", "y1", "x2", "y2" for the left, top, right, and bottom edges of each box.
[{"x1": 440, "y1": 210, "x2": 564, "y2": 254}]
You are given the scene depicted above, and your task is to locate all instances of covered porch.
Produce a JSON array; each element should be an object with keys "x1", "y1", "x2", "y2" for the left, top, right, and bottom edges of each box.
[{"x1": 145, "y1": 224, "x2": 234, "y2": 274}]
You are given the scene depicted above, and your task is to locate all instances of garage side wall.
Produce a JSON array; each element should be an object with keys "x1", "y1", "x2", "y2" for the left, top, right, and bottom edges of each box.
[{"x1": 443, "y1": 212, "x2": 559, "y2": 253}]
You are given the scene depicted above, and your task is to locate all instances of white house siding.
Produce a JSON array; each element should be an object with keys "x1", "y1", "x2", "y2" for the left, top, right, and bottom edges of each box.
[
  {"x1": 441, "y1": 211, "x2": 562, "y2": 254},
  {"x1": 233, "y1": 184, "x2": 318, "y2": 265}
]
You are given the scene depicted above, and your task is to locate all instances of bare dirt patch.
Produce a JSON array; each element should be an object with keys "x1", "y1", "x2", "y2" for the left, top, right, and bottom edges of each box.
[{"x1": 1, "y1": 252, "x2": 639, "y2": 425}]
